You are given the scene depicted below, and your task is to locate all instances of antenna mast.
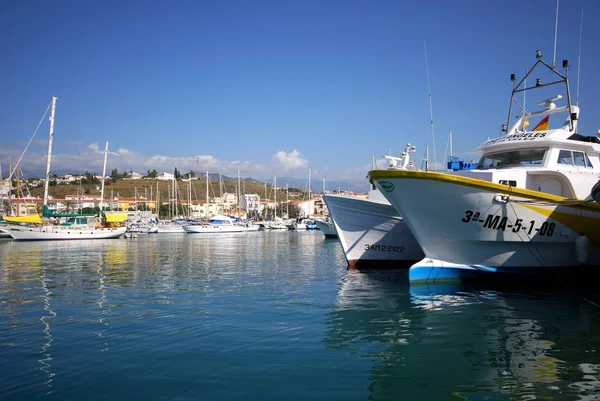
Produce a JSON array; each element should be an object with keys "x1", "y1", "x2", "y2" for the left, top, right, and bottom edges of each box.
[
  {"x1": 424, "y1": 41, "x2": 437, "y2": 171},
  {"x1": 552, "y1": 0, "x2": 559, "y2": 67},
  {"x1": 576, "y1": 9, "x2": 583, "y2": 107}
]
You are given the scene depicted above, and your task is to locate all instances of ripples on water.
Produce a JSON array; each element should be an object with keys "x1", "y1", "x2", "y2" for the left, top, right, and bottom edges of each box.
[{"x1": 1, "y1": 232, "x2": 600, "y2": 400}]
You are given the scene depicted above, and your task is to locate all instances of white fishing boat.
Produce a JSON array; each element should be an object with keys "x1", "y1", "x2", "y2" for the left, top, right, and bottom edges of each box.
[
  {"x1": 1, "y1": 98, "x2": 127, "y2": 241},
  {"x1": 369, "y1": 50, "x2": 600, "y2": 282},
  {"x1": 182, "y1": 214, "x2": 258, "y2": 233},
  {"x1": 312, "y1": 217, "x2": 337, "y2": 238},
  {"x1": 325, "y1": 143, "x2": 424, "y2": 268}
]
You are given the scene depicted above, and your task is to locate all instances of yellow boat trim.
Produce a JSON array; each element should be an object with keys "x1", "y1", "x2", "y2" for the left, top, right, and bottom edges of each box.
[
  {"x1": 103, "y1": 213, "x2": 128, "y2": 223},
  {"x1": 2, "y1": 214, "x2": 43, "y2": 224},
  {"x1": 368, "y1": 169, "x2": 600, "y2": 209},
  {"x1": 522, "y1": 204, "x2": 600, "y2": 248}
]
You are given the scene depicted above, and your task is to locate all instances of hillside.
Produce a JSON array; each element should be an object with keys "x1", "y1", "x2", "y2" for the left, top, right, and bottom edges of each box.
[{"x1": 26, "y1": 176, "x2": 309, "y2": 203}]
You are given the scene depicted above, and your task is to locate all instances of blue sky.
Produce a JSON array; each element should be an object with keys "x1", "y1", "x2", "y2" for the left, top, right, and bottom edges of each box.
[{"x1": 1, "y1": 0, "x2": 599, "y2": 185}]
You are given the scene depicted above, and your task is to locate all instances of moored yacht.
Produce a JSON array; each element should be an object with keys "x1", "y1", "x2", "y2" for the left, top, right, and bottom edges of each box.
[
  {"x1": 369, "y1": 50, "x2": 600, "y2": 282},
  {"x1": 1, "y1": 97, "x2": 127, "y2": 241},
  {"x1": 325, "y1": 143, "x2": 424, "y2": 268},
  {"x1": 182, "y1": 214, "x2": 258, "y2": 233}
]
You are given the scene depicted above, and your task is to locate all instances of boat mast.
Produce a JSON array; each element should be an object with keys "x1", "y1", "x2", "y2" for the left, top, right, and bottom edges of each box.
[
  {"x1": 576, "y1": 9, "x2": 583, "y2": 107},
  {"x1": 286, "y1": 182, "x2": 289, "y2": 218},
  {"x1": 308, "y1": 167, "x2": 311, "y2": 217},
  {"x1": 449, "y1": 131, "x2": 453, "y2": 158},
  {"x1": 237, "y1": 168, "x2": 241, "y2": 216},
  {"x1": 15, "y1": 164, "x2": 20, "y2": 216},
  {"x1": 206, "y1": 170, "x2": 209, "y2": 218},
  {"x1": 424, "y1": 42, "x2": 437, "y2": 172},
  {"x1": 100, "y1": 141, "x2": 109, "y2": 211},
  {"x1": 43, "y1": 96, "x2": 57, "y2": 207},
  {"x1": 274, "y1": 177, "x2": 277, "y2": 218}
]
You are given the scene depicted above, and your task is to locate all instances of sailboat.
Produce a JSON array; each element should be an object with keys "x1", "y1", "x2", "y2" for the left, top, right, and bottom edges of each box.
[
  {"x1": 268, "y1": 177, "x2": 288, "y2": 229},
  {"x1": 1, "y1": 97, "x2": 128, "y2": 240}
]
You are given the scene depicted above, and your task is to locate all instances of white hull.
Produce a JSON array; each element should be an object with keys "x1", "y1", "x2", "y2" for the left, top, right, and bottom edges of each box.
[
  {"x1": 313, "y1": 218, "x2": 337, "y2": 238},
  {"x1": 182, "y1": 224, "x2": 258, "y2": 233},
  {"x1": 324, "y1": 194, "x2": 424, "y2": 268},
  {"x1": 157, "y1": 225, "x2": 185, "y2": 233},
  {"x1": 3, "y1": 225, "x2": 127, "y2": 241},
  {"x1": 370, "y1": 170, "x2": 600, "y2": 282}
]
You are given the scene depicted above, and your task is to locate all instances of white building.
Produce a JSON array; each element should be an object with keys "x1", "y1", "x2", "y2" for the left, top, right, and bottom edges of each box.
[
  {"x1": 127, "y1": 172, "x2": 143, "y2": 180},
  {"x1": 157, "y1": 172, "x2": 174, "y2": 181},
  {"x1": 239, "y1": 194, "x2": 260, "y2": 213}
]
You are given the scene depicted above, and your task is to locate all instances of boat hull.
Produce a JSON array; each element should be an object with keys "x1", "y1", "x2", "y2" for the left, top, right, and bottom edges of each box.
[
  {"x1": 3, "y1": 225, "x2": 127, "y2": 240},
  {"x1": 312, "y1": 218, "x2": 337, "y2": 238},
  {"x1": 369, "y1": 170, "x2": 600, "y2": 282},
  {"x1": 182, "y1": 225, "x2": 257, "y2": 233},
  {"x1": 324, "y1": 194, "x2": 424, "y2": 269},
  {"x1": 157, "y1": 225, "x2": 185, "y2": 233}
]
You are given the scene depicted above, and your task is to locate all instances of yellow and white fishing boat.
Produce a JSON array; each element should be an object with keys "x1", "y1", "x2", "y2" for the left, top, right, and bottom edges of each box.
[{"x1": 369, "y1": 50, "x2": 600, "y2": 282}]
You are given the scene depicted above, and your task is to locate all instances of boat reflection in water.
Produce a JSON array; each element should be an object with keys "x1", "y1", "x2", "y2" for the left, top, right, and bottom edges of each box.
[{"x1": 326, "y1": 270, "x2": 600, "y2": 400}]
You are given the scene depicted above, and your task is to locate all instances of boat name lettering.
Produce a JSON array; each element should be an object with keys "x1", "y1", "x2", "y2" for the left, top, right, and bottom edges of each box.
[
  {"x1": 483, "y1": 132, "x2": 547, "y2": 146},
  {"x1": 461, "y1": 210, "x2": 555, "y2": 236},
  {"x1": 364, "y1": 244, "x2": 405, "y2": 252}
]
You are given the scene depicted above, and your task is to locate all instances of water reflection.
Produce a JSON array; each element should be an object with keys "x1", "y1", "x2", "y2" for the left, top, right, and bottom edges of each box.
[
  {"x1": 38, "y1": 264, "x2": 56, "y2": 394},
  {"x1": 327, "y1": 271, "x2": 600, "y2": 400}
]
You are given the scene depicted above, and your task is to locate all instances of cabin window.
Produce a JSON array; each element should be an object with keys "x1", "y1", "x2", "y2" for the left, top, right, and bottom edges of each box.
[
  {"x1": 573, "y1": 151, "x2": 586, "y2": 166},
  {"x1": 557, "y1": 150, "x2": 593, "y2": 168},
  {"x1": 499, "y1": 180, "x2": 517, "y2": 186},
  {"x1": 477, "y1": 148, "x2": 546, "y2": 169},
  {"x1": 557, "y1": 150, "x2": 573, "y2": 165}
]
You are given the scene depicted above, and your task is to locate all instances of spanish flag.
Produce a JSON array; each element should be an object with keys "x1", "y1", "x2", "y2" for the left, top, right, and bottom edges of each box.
[{"x1": 532, "y1": 116, "x2": 549, "y2": 131}]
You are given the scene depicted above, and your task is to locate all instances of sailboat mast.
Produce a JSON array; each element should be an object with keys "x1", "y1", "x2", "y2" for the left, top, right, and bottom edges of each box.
[
  {"x1": 206, "y1": 170, "x2": 209, "y2": 218},
  {"x1": 43, "y1": 96, "x2": 57, "y2": 206},
  {"x1": 286, "y1": 182, "x2": 289, "y2": 217},
  {"x1": 308, "y1": 167, "x2": 311, "y2": 217},
  {"x1": 237, "y1": 169, "x2": 241, "y2": 216},
  {"x1": 274, "y1": 177, "x2": 277, "y2": 218},
  {"x1": 100, "y1": 141, "x2": 109, "y2": 211},
  {"x1": 449, "y1": 131, "x2": 453, "y2": 158},
  {"x1": 15, "y1": 164, "x2": 20, "y2": 216}
]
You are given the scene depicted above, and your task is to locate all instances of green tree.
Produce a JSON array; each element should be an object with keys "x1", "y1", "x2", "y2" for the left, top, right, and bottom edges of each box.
[
  {"x1": 146, "y1": 169, "x2": 158, "y2": 179},
  {"x1": 173, "y1": 167, "x2": 181, "y2": 180}
]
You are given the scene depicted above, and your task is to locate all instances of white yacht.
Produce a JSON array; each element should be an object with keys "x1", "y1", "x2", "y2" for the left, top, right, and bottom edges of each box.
[
  {"x1": 182, "y1": 214, "x2": 258, "y2": 233},
  {"x1": 156, "y1": 220, "x2": 186, "y2": 233},
  {"x1": 369, "y1": 50, "x2": 600, "y2": 282},
  {"x1": 325, "y1": 143, "x2": 424, "y2": 268}
]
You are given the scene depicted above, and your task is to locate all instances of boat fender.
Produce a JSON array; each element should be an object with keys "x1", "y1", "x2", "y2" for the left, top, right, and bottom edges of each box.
[{"x1": 575, "y1": 234, "x2": 589, "y2": 265}]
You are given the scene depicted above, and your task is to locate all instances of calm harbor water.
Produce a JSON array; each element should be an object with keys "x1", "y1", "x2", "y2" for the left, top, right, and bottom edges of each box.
[{"x1": 1, "y1": 231, "x2": 600, "y2": 400}]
